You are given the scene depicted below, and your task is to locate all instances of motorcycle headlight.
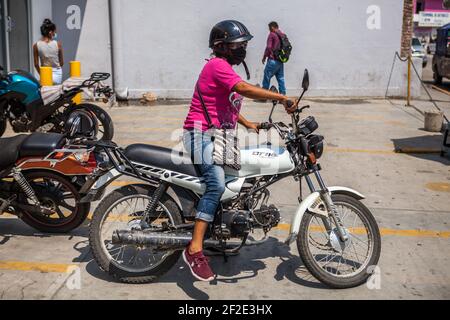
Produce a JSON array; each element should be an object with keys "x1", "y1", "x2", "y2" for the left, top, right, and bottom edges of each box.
[
  {"x1": 299, "y1": 116, "x2": 319, "y2": 136},
  {"x1": 307, "y1": 135, "x2": 324, "y2": 162}
]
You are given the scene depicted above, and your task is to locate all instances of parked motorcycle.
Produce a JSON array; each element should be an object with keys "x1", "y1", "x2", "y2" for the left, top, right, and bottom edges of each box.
[
  {"x1": 84, "y1": 70, "x2": 381, "y2": 289},
  {"x1": 0, "y1": 113, "x2": 101, "y2": 233},
  {"x1": 0, "y1": 66, "x2": 115, "y2": 141}
]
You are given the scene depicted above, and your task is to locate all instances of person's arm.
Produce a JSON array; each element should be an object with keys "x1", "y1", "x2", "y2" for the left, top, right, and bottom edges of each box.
[
  {"x1": 57, "y1": 41, "x2": 64, "y2": 67},
  {"x1": 262, "y1": 33, "x2": 274, "y2": 64},
  {"x1": 238, "y1": 114, "x2": 259, "y2": 133},
  {"x1": 233, "y1": 81, "x2": 297, "y2": 113},
  {"x1": 33, "y1": 44, "x2": 40, "y2": 74}
]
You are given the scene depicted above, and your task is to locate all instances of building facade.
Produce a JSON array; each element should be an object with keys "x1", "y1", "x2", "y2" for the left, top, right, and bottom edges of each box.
[
  {"x1": 1, "y1": 0, "x2": 413, "y2": 98},
  {"x1": 414, "y1": 0, "x2": 450, "y2": 40}
]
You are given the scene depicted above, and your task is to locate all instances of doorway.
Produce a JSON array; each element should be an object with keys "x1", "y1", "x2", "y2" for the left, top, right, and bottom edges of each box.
[{"x1": 1, "y1": 0, "x2": 31, "y2": 71}]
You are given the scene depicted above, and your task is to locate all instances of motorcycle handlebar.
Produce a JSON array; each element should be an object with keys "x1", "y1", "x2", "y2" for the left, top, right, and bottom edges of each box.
[{"x1": 258, "y1": 122, "x2": 273, "y2": 130}]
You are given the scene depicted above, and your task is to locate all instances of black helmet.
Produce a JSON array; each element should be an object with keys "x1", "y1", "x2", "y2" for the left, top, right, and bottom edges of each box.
[
  {"x1": 209, "y1": 20, "x2": 253, "y2": 48},
  {"x1": 209, "y1": 20, "x2": 253, "y2": 79}
]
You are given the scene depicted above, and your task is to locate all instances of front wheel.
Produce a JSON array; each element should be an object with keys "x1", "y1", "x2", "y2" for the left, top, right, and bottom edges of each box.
[
  {"x1": 89, "y1": 184, "x2": 183, "y2": 284},
  {"x1": 297, "y1": 194, "x2": 381, "y2": 289}
]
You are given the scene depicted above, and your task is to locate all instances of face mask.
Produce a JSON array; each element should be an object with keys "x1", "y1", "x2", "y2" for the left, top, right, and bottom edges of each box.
[
  {"x1": 53, "y1": 33, "x2": 58, "y2": 40},
  {"x1": 228, "y1": 47, "x2": 247, "y2": 65}
]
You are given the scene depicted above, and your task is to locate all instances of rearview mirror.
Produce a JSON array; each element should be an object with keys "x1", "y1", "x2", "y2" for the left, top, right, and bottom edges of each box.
[{"x1": 302, "y1": 69, "x2": 309, "y2": 91}]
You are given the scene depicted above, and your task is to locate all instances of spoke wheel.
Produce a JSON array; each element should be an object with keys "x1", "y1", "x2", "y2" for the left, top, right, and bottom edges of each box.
[
  {"x1": 297, "y1": 194, "x2": 381, "y2": 289},
  {"x1": 89, "y1": 184, "x2": 183, "y2": 283},
  {"x1": 18, "y1": 171, "x2": 90, "y2": 233}
]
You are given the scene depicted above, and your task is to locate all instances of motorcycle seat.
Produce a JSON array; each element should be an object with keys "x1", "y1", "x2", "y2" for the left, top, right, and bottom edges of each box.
[
  {"x1": 0, "y1": 135, "x2": 29, "y2": 169},
  {"x1": 124, "y1": 144, "x2": 200, "y2": 177},
  {"x1": 19, "y1": 133, "x2": 66, "y2": 158}
]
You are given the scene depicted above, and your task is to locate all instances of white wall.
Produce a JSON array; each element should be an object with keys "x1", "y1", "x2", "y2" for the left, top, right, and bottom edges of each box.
[
  {"x1": 32, "y1": 0, "x2": 410, "y2": 99},
  {"x1": 30, "y1": 0, "x2": 52, "y2": 44},
  {"x1": 110, "y1": 0, "x2": 404, "y2": 99},
  {"x1": 75, "y1": 0, "x2": 112, "y2": 82}
]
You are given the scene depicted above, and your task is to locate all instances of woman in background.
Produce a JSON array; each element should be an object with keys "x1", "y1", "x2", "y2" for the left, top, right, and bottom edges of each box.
[{"x1": 33, "y1": 19, "x2": 64, "y2": 84}]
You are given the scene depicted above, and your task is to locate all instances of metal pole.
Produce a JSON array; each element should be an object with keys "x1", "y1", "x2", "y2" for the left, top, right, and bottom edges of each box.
[
  {"x1": 406, "y1": 54, "x2": 412, "y2": 106},
  {"x1": 107, "y1": 0, "x2": 116, "y2": 91}
]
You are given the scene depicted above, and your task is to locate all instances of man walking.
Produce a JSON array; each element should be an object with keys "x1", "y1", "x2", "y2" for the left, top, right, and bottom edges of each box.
[{"x1": 262, "y1": 21, "x2": 287, "y2": 95}]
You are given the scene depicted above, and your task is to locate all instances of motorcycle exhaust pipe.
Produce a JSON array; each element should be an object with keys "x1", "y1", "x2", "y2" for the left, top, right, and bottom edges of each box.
[{"x1": 111, "y1": 229, "x2": 219, "y2": 250}]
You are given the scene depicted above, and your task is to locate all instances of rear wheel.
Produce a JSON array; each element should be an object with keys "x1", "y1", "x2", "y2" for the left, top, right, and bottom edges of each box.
[
  {"x1": 89, "y1": 184, "x2": 183, "y2": 284},
  {"x1": 18, "y1": 171, "x2": 90, "y2": 233},
  {"x1": 297, "y1": 194, "x2": 381, "y2": 289},
  {"x1": 75, "y1": 103, "x2": 114, "y2": 141}
]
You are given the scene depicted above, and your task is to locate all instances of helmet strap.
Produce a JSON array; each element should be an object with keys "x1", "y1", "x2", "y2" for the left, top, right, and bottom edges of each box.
[{"x1": 242, "y1": 61, "x2": 250, "y2": 80}]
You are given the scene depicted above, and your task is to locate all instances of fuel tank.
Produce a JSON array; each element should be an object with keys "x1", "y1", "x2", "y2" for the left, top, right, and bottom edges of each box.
[
  {"x1": 0, "y1": 70, "x2": 42, "y2": 105},
  {"x1": 224, "y1": 144, "x2": 295, "y2": 178}
]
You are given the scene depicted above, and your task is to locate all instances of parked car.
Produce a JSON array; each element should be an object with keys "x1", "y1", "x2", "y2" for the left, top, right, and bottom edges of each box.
[
  {"x1": 432, "y1": 23, "x2": 450, "y2": 84},
  {"x1": 412, "y1": 37, "x2": 428, "y2": 68}
]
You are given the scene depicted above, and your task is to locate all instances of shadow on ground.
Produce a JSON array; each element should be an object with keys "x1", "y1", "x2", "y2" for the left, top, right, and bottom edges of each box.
[
  {"x1": 79, "y1": 237, "x2": 327, "y2": 300},
  {"x1": 392, "y1": 135, "x2": 450, "y2": 165},
  {"x1": 0, "y1": 218, "x2": 89, "y2": 245}
]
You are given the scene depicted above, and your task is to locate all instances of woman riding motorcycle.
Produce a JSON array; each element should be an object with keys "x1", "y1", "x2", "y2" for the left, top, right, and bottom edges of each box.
[{"x1": 182, "y1": 20, "x2": 297, "y2": 281}]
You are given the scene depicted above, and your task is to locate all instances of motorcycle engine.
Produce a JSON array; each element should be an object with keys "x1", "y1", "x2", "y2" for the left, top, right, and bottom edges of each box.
[
  {"x1": 9, "y1": 101, "x2": 31, "y2": 132},
  {"x1": 221, "y1": 210, "x2": 251, "y2": 238},
  {"x1": 252, "y1": 204, "x2": 281, "y2": 231},
  {"x1": 221, "y1": 204, "x2": 281, "y2": 238},
  {"x1": 11, "y1": 115, "x2": 30, "y2": 132}
]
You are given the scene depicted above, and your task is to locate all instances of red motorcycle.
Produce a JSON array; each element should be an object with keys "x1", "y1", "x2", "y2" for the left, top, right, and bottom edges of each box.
[{"x1": 0, "y1": 112, "x2": 100, "y2": 233}]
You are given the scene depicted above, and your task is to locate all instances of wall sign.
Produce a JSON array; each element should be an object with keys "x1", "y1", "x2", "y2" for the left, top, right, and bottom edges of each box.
[{"x1": 418, "y1": 11, "x2": 450, "y2": 27}]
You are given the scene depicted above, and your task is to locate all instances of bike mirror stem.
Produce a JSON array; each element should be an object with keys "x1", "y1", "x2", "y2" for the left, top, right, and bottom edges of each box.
[
  {"x1": 268, "y1": 104, "x2": 276, "y2": 123},
  {"x1": 297, "y1": 88, "x2": 306, "y2": 103}
]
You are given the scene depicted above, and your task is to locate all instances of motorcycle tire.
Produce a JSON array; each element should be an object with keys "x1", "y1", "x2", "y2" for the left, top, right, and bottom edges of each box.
[
  {"x1": 19, "y1": 171, "x2": 90, "y2": 233},
  {"x1": 0, "y1": 119, "x2": 6, "y2": 137},
  {"x1": 74, "y1": 103, "x2": 114, "y2": 141},
  {"x1": 89, "y1": 184, "x2": 183, "y2": 284},
  {"x1": 297, "y1": 194, "x2": 381, "y2": 289}
]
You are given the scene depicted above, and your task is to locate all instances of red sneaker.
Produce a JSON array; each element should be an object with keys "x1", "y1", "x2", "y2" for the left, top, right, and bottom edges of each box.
[{"x1": 182, "y1": 247, "x2": 215, "y2": 282}]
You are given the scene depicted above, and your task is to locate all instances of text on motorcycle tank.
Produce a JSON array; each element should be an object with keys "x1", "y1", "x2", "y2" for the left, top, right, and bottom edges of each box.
[{"x1": 252, "y1": 151, "x2": 277, "y2": 158}]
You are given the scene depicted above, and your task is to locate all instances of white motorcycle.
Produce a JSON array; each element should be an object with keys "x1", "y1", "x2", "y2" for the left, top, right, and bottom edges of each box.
[{"x1": 83, "y1": 70, "x2": 381, "y2": 288}]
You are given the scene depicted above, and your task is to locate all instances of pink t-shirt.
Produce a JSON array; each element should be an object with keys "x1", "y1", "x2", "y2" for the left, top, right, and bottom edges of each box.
[{"x1": 183, "y1": 57, "x2": 243, "y2": 131}]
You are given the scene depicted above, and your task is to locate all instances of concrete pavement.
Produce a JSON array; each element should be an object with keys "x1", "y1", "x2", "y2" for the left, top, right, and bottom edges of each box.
[{"x1": 0, "y1": 96, "x2": 449, "y2": 300}]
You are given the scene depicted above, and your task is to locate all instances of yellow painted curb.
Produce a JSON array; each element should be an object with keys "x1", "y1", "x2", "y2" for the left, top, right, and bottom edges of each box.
[
  {"x1": 425, "y1": 182, "x2": 450, "y2": 193},
  {"x1": 274, "y1": 223, "x2": 450, "y2": 238},
  {"x1": 0, "y1": 261, "x2": 76, "y2": 273}
]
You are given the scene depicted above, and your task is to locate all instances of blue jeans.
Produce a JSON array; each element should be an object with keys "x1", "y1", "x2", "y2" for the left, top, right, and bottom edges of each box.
[
  {"x1": 183, "y1": 130, "x2": 225, "y2": 223},
  {"x1": 262, "y1": 59, "x2": 286, "y2": 95}
]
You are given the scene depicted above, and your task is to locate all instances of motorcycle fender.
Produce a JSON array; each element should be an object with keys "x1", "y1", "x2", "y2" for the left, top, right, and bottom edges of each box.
[
  {"x1": 79, "y1": 168, "x2": 123, "y2": 203},
  {"x1": 284, "y1": 186, "x2": 365, "y2": 245},
  {"x1": 18, "y1": 156, "x2": 96, "y2": 176},
  {"x1": 169, "y1": 185, "x2": 199, "y2": 218}
]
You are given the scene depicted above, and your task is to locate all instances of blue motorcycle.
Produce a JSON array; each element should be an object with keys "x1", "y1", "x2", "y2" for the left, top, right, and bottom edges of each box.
[{"x1": 0, "y1": 66, "x2": 114, "y2": 141}]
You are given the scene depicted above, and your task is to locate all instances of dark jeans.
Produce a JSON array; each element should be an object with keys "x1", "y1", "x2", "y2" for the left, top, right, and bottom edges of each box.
[{"x1": 262, "y1": 59, "x2": 286, "y2": 95}]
